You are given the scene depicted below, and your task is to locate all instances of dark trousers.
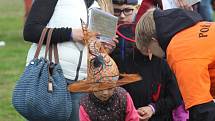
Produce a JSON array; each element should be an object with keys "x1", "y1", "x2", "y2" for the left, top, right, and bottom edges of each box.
[{"x1": 189, "y1": 101, "x2": 215, "y2": 121}]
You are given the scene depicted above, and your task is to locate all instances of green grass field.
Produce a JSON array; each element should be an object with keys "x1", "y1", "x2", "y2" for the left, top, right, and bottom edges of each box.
[{"x1": 0, "y1": 0, "x2": 29, "y2": 120}]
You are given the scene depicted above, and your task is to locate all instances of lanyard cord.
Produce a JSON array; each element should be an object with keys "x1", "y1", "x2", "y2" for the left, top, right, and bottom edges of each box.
[{"x1": 116, "y1": 23, "x2": 136, "y2": 42}]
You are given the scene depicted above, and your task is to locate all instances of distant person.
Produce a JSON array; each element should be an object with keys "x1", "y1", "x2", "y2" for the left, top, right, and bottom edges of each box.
[
  {"x1": 135, "y1": 0, "x2": 197, "y2": 29},
  {"x1": 24, "y1": 0, "x2": 33, "y2": 21}
]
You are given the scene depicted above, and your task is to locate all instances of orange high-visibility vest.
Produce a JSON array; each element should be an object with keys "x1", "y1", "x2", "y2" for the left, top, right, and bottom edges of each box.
[{"x1": 167, "y1": 22, "x2": 215, "y2": 109}]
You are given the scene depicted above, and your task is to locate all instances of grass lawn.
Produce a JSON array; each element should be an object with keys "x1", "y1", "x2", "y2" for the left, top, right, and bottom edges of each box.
[{"x1": 0, "y1": 0, "x2": 30, "y2": 120}]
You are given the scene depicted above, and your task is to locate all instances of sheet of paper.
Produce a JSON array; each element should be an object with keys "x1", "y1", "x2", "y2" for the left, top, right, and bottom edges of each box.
[{"x1": 89, "y1": 8, "x2": 118, "y2": 39}]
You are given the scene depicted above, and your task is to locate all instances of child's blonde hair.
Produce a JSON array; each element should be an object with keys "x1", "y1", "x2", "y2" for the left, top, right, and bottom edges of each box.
[
  {"x1": 135, "y1": 8, "x2": 156, "y2": 50},
  {"x1": 97, "y1": 0, "x2": 114, "y2": 14}
]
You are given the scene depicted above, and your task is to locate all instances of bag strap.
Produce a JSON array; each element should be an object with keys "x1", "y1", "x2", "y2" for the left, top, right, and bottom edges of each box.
[
  {"x1": 47, "y1": 44, "x2": 59, "y2": 64},
  {"x1": 45, "y1": 28, "x2": 53, "y2": 59},
  {"x1": 33, "y1": 28, "x2": 59, "y2": 64},
  {"x1": 44, "y1": 28, "x2": 59, "y2": 64},
  {"x1": 34, "y1": 28, "x2": 48, "y2": 59},
  {"x1": 49, "y1": 45, "x2": 53, "y2": 62},
  {"x1": 53, "y1": 45, "x2": 59, "y2": 64},
  {"x1": 44, "y1": 29, "x2": 59, "y2": 64}
]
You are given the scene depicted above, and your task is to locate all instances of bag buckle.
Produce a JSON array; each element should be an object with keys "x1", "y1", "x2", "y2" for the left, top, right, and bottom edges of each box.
[{"x1": 48, "y1": 77, "x2": 54, "y2": 92}]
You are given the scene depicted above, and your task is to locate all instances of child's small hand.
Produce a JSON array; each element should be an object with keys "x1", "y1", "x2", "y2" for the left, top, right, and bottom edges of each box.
[
  {"x1": 138, "y1": 106, "x2": 153, "y2": 121},
  {"x1": 112, "y1": 36, "x2": 119, "y2": 44}
]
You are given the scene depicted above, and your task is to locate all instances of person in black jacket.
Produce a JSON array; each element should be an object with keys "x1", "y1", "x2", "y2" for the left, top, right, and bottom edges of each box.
[
  {"x1": 131, "y1": 50, "x2": 184, "y2": 121},
  {"x1": 111, "y1": 0, "x2": 185, "y2": 120},
  {"x1": 113, "y1": 46, "x2": 184, "y2": 121}
]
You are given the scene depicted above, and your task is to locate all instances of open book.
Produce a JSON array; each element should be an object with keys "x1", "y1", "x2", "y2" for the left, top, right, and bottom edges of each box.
[{"x1": 89, "y1": 8, "x2": 118, "y2": 41}]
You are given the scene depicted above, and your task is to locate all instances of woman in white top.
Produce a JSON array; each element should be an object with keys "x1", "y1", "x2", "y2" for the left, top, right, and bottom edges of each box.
[{"x1": 24, "y1": 0, "x2": 97, "y2": 120}]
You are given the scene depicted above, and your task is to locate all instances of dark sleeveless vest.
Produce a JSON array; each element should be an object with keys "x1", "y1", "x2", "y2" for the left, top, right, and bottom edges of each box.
[{"x1": 80, "y1": 87, "x2": 127, "y2": 121}]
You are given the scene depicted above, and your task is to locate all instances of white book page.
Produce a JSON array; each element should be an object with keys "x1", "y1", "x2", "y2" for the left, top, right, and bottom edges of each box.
[{"x1": 89, "y1": 8, "x2": 118, "y2": 39}]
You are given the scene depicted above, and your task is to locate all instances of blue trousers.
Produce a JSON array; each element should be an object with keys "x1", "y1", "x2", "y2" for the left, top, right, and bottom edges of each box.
[{"x1": 67, "y1": 79, "x2": 86, "y2": 121}]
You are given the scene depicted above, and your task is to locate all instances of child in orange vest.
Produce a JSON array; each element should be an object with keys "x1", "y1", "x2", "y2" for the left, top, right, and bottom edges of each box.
[{"x1": 135, "y1": 8, "x2": 215, "y2": 121}]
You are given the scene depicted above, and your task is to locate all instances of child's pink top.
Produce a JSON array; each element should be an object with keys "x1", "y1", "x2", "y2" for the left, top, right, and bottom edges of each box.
[{"x1": 79, "y1": 93, "x2": 139, "y2": 121}]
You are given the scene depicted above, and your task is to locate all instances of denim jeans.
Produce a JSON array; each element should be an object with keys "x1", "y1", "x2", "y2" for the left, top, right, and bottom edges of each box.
[
  {"x1": 67, "y1": 79, "x2": 86, "y2": 121},
  {"x1": 199, "y1": 0, "x2": 213, "y2": 21}
]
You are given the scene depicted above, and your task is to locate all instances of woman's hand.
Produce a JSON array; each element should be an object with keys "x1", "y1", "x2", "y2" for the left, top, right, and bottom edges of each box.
[
  {"x1": 138, "y1": 106, "x2": 154, "y2": 121},
  {"x1": 72, "y1": 29, "x2": 84, "y2": 42},
  {"x1": 72, "y1": 29, "x2": 98, "y2": 43}
]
